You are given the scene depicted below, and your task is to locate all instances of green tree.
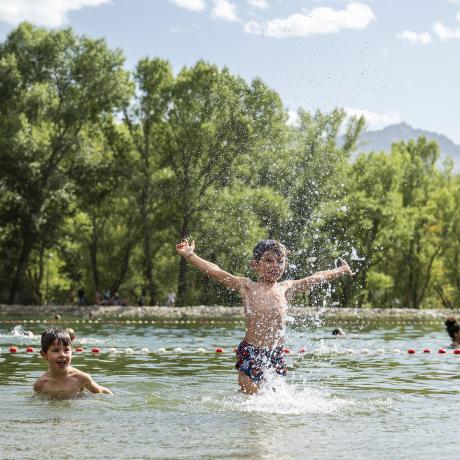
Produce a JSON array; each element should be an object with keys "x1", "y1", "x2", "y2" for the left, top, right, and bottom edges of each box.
[
  {"x1": 391, "y1": 137, "x2": 458, "y2": 308},
  {"x1": 162, "y1": 62, "x2": 287, "y2": 305},
  {"x1": 0, "y1": 23, "x2": 131, "y2": 303},
  {"x1": 120, "y1": 58, "x2": 173, "y2": 305}
]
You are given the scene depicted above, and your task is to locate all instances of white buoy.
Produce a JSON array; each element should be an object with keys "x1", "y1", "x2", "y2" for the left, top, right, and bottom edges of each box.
[
  {"x1": 377, "y1": 349, "x2": 385, "y2": 354},
  {"x1": 361, "y1": 349, "x2": 369, "y2": 354},
  {"x1": 346, "y1": 349, "x2": 354, "y2": 354},
  {"x1": 141, "y1": 347, "x2": 150, "y2": 354},
  {"x1": 124, "y1": 348, "x2": 134, "y2": 355},
  {"x1": 157, "y1": 347, "x2": 166, "y2": 353},
  {"x1": 107, "y1": 347, "x2": 117, "y2": 354},
  {"x1": 197, "y1": 348, "x2": 206, "y2": 353},
  {"x1": 173, "y1": 347, "x2": 183, "y2": 353},
  {"x1": 393, "y1": 349, "x2": 401, "y2": 354}
]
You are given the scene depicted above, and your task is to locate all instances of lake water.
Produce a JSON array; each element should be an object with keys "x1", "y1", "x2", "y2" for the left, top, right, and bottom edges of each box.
[{"x1": 0, "y1": 316, "x2": 458, "y2": 459}]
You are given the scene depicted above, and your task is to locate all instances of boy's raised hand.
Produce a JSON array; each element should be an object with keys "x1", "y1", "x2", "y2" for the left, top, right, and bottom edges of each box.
[{"x1": 176, "y1": 239, "x2": 195, "y2": 258}]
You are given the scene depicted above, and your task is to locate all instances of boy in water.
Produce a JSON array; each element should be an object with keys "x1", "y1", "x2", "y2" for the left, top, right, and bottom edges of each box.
[
  {"x1": 176, "y1": 239, "x2": 353, "y2": 394},
  {"x1": 34, "y1": 328, "x2": 112, "y2": 397}
]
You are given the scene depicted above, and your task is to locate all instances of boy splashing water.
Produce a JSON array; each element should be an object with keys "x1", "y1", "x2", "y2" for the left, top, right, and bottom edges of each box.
[
  {"x1": 176, "y1": 239, "x2": 353, "y2": 395},
  {"x1": 34, "y1": 328, "x2": 112, "y2": 397}
]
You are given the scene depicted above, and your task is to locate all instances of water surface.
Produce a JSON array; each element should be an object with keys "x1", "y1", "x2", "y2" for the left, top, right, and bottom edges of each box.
[{"x1": 0, "y1": 317, "x2": 458, "y2": 459}]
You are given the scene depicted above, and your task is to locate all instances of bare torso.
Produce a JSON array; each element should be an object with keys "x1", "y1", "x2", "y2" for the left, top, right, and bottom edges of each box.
[
  {"x1": 240, "y1": 279, "x2": 289, "y2": 348},
  {"x1": 34, "y1": 366, "x2": 89, "y2": 396}
]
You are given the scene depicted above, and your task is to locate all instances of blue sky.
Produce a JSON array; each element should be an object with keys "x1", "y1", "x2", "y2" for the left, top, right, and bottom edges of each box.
[{"x1": 0, "y1": 0, "x2": 459, "y2": 142}]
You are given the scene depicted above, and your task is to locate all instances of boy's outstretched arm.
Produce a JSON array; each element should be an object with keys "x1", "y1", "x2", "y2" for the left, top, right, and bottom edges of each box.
[
  {"x1": 176, "y1": 240, "x2": 246, "y2": 291},
  {"x1": 84, "y1": 376, "x2": 112, "y2": 394},
  {"x1": 286, "y1": 258, "x2": 353, "y2": 297}
]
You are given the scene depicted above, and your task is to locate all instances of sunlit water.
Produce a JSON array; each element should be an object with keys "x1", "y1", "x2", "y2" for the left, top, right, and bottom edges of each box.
[{"x1": 1, "y1": 316, "x2": 459, "y2": 459}]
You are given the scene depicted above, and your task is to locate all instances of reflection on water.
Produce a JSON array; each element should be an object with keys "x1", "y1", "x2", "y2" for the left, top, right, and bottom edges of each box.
[{"x1": 1, "y1": 319, "x2": 459, "y2": 459}]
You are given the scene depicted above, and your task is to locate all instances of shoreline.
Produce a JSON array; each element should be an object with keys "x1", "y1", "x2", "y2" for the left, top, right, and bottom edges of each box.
[{"x1": 0, "y1": 304, "x2": 459, "y2": 321}]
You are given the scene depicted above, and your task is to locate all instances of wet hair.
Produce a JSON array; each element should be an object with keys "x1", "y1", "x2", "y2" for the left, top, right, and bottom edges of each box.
[
  {"x1": 332, "y1": 328, "x2": 345, "y2": 336},
  {"x1": 41, "y1": 328, "x2": 71, "y2": 353},
  {"x1": 252, "y1": 240, "x2": 287, "y2": 262},
  {"x1": 445, "y1": 317, "x2": 460, "y2": 339}
]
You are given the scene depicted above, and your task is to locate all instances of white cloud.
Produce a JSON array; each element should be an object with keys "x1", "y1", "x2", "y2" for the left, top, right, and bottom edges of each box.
[
  {"x1": 170, "y1": 0, "x2": 206, "y2": 12},
  {"x1": 246, "y1": 0, "x2": 268, "y2": 9},
  {"x1": 0, "y1": 0, "x2": 110, "y2": 27},
  {"x1": 244, "y1": 2, "x2": 375, "y2": 38},
  {"x1": 432, "y1": 11, "x2": 460, "y2": 41},
  {"x1": 397, "y1": 30, "x2": 431, "y2": 45},
  {"x1": 433, "y1": 21, "x2": 460, "y2": 40},
  {"x1": 345, "y1": 107, "x2": 401, "y2": 130},
  {"x1": 212, "y1": 0, "x2": 239, "y2": 21}
]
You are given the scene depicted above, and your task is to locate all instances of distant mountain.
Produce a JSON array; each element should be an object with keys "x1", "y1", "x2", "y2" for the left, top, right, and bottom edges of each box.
[{"x1": 355, "y1": 122, "x2": 460, "y2": 171}]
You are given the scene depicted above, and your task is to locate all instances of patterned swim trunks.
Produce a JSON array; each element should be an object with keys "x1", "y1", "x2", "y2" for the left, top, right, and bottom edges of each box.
[{"x1": 235, "y1": 340, "x2": 287, "y2": 383}]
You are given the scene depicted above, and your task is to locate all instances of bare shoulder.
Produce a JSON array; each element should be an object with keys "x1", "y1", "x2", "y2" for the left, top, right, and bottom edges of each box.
[
  {"x1": 70, "y1": 367, "x2": 92, "y2": 384},
  {"x1": 278, "y1": 280, "x2": 294, "y2": 292},
  {"x1": 240, "y1": 277, "x2": 265, "y2": 296},
  {"x1": 238, "y1": 277, "x2": 253, "y2": 290},
  {"x1": 33, "y1": 374, "x2": 47, "y2": 392}
]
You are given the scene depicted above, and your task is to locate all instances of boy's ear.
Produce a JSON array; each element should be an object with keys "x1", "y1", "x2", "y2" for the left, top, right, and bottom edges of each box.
[{"x1": 40, "y1": 350, "x2": 47, "y2": 360}]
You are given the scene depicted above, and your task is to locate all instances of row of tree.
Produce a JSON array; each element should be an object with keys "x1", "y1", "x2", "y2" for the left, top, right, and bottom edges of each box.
[{"x1": 1, "y1": 24, "x2": 459, "y2": 308}]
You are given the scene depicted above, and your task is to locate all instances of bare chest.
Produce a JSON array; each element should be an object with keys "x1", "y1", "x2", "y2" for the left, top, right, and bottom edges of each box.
[
  {"x1": 42, "y1": 376, "x2": 83, "y2": 393},
  {"x1": 242, "y1": 283, "x2": 287, "y2": 315}
]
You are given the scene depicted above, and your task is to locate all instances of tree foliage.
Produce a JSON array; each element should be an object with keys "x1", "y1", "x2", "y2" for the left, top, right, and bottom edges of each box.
[{"x1": 1, "y1": 23, "x2": 459, "y2": 308}]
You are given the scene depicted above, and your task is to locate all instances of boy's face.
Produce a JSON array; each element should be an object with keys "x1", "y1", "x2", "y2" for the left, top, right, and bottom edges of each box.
[
  {"x1": 252, "y1": 250, "x2": 286, "y2": 283},
  {"x1": 41, "y1": 339, "x2": 72, "y2": 372}
]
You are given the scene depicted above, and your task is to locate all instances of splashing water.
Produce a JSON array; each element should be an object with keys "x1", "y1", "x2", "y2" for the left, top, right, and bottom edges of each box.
[
  {"x1": 10, "y1": 324, "x2": 35, "y2": 338},
  {"x1": 209, "y1": 371, "x2": 391, "y2": 416},
  {"x1": 350, "y1": 246, "x2": 365, "y2": 261}
]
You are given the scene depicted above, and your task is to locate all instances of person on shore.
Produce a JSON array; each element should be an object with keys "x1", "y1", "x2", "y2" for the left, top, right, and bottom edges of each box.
[
  {"x1": 166, "y1": 292, "x2": 176, "y2": 307},
  {"x1": 176, "y1": 238, "x2": 353, "y2": 395},
  {"x1": 445, "y1": 317, "x2": 460, "y2": 349},
  {"x1": 102, "y1": 289, "x2": 111, "y2": 305},
  {"x1": 34, "y1": 328, "x2": 112, "y2": 397},
  {"x1": 77, "y1": 287, "x2": 86, "y2": 306},
  {"x1": 138, "y1": 288, "x2": 146, "y2": 307},
  {"x1": 112, "y1": 291, "x2": 122, "y2": 306}
]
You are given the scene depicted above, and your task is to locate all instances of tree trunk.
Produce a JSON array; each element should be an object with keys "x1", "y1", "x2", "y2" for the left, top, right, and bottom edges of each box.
[
  {"x1": 89, "y1": 217, "x2": 101, "y2": 293},
  {"x1": 9, "y1": 237, "x2": 34, "y2": 304}
]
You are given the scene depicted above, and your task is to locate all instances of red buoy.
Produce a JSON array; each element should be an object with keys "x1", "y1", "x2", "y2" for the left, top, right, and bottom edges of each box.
[
  {"x1": 407, "y1": 349, "x2": 415, "y2": 354},
  {"x1": 26, "y1": 347, "x2": 34, "y2": 352},
  {"x1": 423, "y1": 348, "x2": 431, "y2": 353},
  {"x1": 91, "y1": 347, "x2": 101, "y2": 353},
  {"x1": 454, "y1": 349, "x2": 460, "y2": 355},
  {"x1": 298, "y1": 348, "x2": 306, "y2": 353},
  {"x1": 9, "y1": 346, "x2": 17, "y2": 353},
  {"x1": 283, "y1": 348, "x2": 290, "y2": 354},
  {"x1": 215, "y1": 347, "x2": 224, "y2": 353},
  {"x1": 438, "y1": 348, "x2": 447, "y2": 354},
  {"x1": 75, "y1": 347, "x2": 84, "y2": 352}
]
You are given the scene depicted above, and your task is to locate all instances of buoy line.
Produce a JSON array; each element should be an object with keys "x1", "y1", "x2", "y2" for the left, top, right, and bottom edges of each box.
[
  {"x1": 2, "y1": 346, "x2": 460, "y2": 355},
  {"x1": 0, "y1": 318, "x2": 446, "y2": 327}
]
